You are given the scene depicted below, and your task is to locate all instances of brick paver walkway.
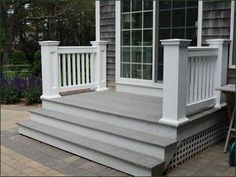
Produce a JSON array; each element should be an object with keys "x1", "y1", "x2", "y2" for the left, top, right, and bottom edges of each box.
[{"x1": 1, "y1": 103, "x2": 235, "y2": 176}]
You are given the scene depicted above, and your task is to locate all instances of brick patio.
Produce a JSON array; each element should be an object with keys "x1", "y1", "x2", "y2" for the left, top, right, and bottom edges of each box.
[{"x1": 1, "y1": 103, "x2": 235, "y2": 176}]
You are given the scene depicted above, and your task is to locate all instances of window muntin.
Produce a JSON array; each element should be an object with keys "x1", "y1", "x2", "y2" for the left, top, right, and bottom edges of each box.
[{"x1": 121, "y1": 0, "x2": 153, "y2": 80}]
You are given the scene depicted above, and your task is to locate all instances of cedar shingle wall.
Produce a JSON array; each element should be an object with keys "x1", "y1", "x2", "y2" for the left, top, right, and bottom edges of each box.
[
  {"x1": 202, "y1": 1, "x2": 231, "y2": 44},
  {"x1": 202, "y1": 1, "x2": 235, "y2": 84},
  {"x1": 100, "y1": 0, "x2": 116, "y2": 88}
]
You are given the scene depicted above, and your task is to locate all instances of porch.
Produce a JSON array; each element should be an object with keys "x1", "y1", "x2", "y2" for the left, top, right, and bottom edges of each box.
[{"x1": 18, "y1": 38, "x2": 230, "y2": 176}]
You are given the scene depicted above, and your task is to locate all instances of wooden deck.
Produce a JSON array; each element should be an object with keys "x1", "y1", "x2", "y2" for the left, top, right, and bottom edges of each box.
[{"x1": 52, "y1": 90, "x2": 163, "y2": 123}]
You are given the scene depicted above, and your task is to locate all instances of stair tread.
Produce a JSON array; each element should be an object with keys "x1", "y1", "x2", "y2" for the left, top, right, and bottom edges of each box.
[
  {"x1": 31, "y1": 108, "x2": 176, "y2": 147},
  {"x1": 18, "y1": 120, "x2": 164, "y2": 169}
]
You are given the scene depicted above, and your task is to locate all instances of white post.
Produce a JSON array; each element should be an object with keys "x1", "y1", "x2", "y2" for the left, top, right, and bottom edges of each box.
[
  {"x1": 207, "y1": 39, "x2": 231, "y2": 108},
  {"x1": 159, "y1": 39, "x2": 191, "y2": 127},
  {"x1": 39, "y1": 41, "x2": 60, "y2": 99},
  {"x1": 90, "y1": 41, "x2": 109, "y2": 91}
]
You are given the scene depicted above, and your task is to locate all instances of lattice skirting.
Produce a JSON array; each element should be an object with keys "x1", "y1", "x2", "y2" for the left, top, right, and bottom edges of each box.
[{"x1": 167, "y1": 123, "x2": 226, "y2": 171}]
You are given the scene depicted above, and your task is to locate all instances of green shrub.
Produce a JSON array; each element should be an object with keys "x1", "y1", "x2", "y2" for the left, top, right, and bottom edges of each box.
[
  {"x1": 24, "y1": 87, "x2": 42, "y2": 105},
  {"x1": 32, "y1": 50, "x2": 41, "y2": 76},
  {"x1": 10, "y1": 50, "x2": 28, "y2": 65},
  {"x1": 4, "y1": 70, "x2": 16, "y2": 79},
  {"x1": 18, "y1": 69, "x2": 31, "y2": 78},
  {"x1": 0, "y1": 88, "x2": 20, "y2": 104}
]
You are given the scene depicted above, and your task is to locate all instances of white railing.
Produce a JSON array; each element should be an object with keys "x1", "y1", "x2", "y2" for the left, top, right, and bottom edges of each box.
[
  {"x1": 159, "y1": 39, "x2": 230, "y2": 127},
  {"x1": 186, "y1": 47, "x2": 218, "y2": 114},
  {"x1": 39, "y1": 41, "x2": 108, "y2": 99},
  {"x1": 58, "y1": 47, "x2": 97, "y2": 92}
]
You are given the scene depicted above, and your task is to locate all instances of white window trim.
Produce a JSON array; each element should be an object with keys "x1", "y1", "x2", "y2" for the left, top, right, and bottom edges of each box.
[
  {"x1": 95, "y1": 0, "x2": 100, "y2": 41},
  {"x1": 115, "y1": 1, "x2": 200, "y2": 88},
  {"x1": 229, "y1": 0, "x2": 235, "y2": 69}
]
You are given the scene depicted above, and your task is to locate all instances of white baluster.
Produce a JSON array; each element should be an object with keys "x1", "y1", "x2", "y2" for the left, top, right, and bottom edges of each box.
[{"x1": 72, "y1": 54, "x2": 76, "y2": 85}]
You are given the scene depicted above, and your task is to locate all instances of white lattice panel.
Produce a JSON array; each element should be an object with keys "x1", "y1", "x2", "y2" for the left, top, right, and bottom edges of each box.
[{"x1": 167, "y1": 123, "x2": 226, "y2": 171}]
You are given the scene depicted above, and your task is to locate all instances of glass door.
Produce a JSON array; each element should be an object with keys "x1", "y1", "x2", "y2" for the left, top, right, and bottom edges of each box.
[{"x1": 121, "y1": 0, "x2": 154, "y2": 80}]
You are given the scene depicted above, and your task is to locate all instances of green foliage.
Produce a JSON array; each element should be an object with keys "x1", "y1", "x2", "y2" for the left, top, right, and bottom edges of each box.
[
  {"x1": 0, "y1": 87, "x2": 20, "y2": 104},
  {"x1": 24, "y1": 87, "x2": 41, "y2": 105},
  {"x1": 10, "y1": 50, "x2": 28, "y2": 64},
  {"x1": 4, "y1": 70, "x2": 16, "y2": 79},
  {"x1": 18, "y1": 69, "x2": 31, "y2": 78},
  {"x1": 31, "y1": 50, "x2": 41, "y2": 76}
]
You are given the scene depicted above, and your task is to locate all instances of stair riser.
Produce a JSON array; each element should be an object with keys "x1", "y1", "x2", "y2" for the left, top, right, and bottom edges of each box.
[
  {"x1": 18, "y1": 126, "x2": 157, "y2": 176},
  {"x1": 43, "y1": 100, "x2": 177, "y2": 138},
  {"x1": 31, "y1": 113, "x2": 165, "y2": 159}
]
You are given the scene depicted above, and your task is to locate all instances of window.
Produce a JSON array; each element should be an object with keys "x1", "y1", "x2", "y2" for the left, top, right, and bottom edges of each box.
[
  {"x1": 156, "y1": 0, "x2": 198, "y2": 81},
  {"x1": 121, "y1": 0, "x2": 154, "y2": 80}
]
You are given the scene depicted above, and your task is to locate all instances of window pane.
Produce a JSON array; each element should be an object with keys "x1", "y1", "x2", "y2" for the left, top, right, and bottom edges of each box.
[
  {"x1": 159, "y1": 29, "x2": 170, "y2": 40},
  {"x1": 132, "y1": 47, "x2": 142, "y2": 63},
  {"x1": 122, "y1": 0, "x2": 130, "y2": 12},
  {"x1": 143, "y1": 30, "x2": 152, "y2": 46},
  {"x1": 144, "y1": 12, "x2": 153, "y2": 28},
  {"x1": 173, "y1": 0, "x2": 185, "y2": 9},
  {"x1": 159, "y1": 11, "x2": 171, "y2": 27},
  {"x1": 144, "y1": 0, "x2": 153, "y2": 10},
  {"x1": 143, "y1": 47, "x2": 152, "y2": 63},
  {"x1": 158, "y1": 47, "x2": 164, "y2": 64},
  {"x1": 122, "y1": 14, "x2": 131, "y2": 29},
  {"x1": 187, "y1": 8, "x2": 198, "y2": 26},
  {"x1": 132, "y1": 0, "x2": 142, "y2": 11},
  {"x1": 122, "y1": 64, "x2": 131, "y2": 78},
  {"x1": 172, "y1": 28, "x2": 185, "y2": 38},
  {"x1": 122, "y1": 31, "x2": 130, "y2": 45},
  {"x1": 186, "y1": 28, "x2": 197, "y2": 45},
  {"x1": 159, "y1": 0, "x2": 171, "y2": 10},
  {"x1": 132, "y1": 64, "x2": 142, "y2": 79},
  {"x1": 173, "y1": 9, "x2": 185, "y2": 27},
  {"x1": 122, "y1": 47, "x2": 130, "y2": 62},
  {"x1": 143, "y1": 65, "x2": 152, "y2": 80},
  {"x1": 132, "y1": 30, "x2": 142, "y2": 45},
  {"x1": 132, "y1": 13, "x2": 142, "y2": 29},
  {"x1": 187, "y1": 1, "x2": 198, "y2": 7},
  {"x1": 157, "y1": 65, "x2": 163, "y2": 81}
]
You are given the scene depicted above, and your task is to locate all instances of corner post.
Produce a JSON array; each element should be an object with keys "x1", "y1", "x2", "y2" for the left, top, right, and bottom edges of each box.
[
  {"x1": 207, "y1": 39, "x2": 231, "y2": 108},
  {"x1": 90, "y1": 41, "x2": 109, "y2": 91},
  {"x1": 159, "y1": 39, "x2": 191, "y2": 127},
  {"x1": 39, "y1": 41, "x2": 60, "y2": 99}
]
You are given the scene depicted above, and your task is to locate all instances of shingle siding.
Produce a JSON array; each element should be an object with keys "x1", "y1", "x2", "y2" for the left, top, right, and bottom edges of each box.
[
  {"x1": 202, "y1": 1, "x2": 231, "y2": 45},
  {"x1": 199, "y1": 1, "x2": 234, "y2": 84},
  {"x1": 100, "y1": 0, "x2": 116, "y2": 88}
]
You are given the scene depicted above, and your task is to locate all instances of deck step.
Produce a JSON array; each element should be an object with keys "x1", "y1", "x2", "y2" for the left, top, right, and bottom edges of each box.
[
  {"x1": 18, "y1": 120, "x2": 165, "y2": 176},
  {"x1": 30, "y1": 109, "x2": 176, "y2": 148}
]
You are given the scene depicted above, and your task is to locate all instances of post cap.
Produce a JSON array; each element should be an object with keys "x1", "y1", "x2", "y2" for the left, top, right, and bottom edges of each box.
[
  {"x1": 160, "y1": 39, "x2": 191, "y2": 47},
  {"x1": 39, "y1": 41, "x2": 60, "y2": 46},
  {"x1": 90, "y1": 41, "x2": 109, "y2": 46},
  {"x1": 206, "y1": 39, "x2": 231, "y2": 45}
]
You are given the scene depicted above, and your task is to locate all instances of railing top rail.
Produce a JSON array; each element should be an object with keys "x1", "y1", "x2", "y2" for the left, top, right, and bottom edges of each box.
[
  {"x1": 58, "y1": 46, "x2": 97, "y2": 54},
  {"x1": 188, "y1": 46, "x2": 218, "y2": 51},
  {"x1": 188, "y1": 47, "x2": 219, "y2": 57}
]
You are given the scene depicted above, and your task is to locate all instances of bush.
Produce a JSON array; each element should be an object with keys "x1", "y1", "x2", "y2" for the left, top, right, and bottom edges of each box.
[
  {"x1": 4, "y1": 70, "x2": 16, "y2": 79},
  {"x1": 10, "y1": 50, "x2": 28, "y2": 65},
  {"x1": 24, "y1": 75, "x2": 42, "y2": 105},
  {"x1": 0, "y1": 75, "x2": 22, "y2": 104},
  {"x1": 31, "y1": 50, "x2": 41, "y2": 76}
]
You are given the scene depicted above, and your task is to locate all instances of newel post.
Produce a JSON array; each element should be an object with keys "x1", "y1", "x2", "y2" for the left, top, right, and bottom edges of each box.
[
  {"x1": 39, "y1": 41, "x2": 60, "y2": 99},
  {"x1": 90, "y1": 41, "x2": 109, "y2": 91},
  {"x1": 207, "y1": 39, "x2": 231, "y2": 108},
  {"x1": 159, "y1": 39, "x2": 191, "y2": 127}
]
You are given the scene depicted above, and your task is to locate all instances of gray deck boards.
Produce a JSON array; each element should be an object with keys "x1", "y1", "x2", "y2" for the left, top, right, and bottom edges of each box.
[{"x1": 51, "y1": 91, "x2": 163, "y2": 123}]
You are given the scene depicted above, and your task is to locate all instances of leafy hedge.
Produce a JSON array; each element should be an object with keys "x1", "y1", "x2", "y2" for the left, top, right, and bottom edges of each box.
[{"x1": 0, "y1": 74, "x2": 42, "y2": 105}]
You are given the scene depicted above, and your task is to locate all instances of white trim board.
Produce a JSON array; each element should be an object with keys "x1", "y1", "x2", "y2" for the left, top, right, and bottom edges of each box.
[{"x1": 229, "y1": 0, "x2": 235, "y2": 69}]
